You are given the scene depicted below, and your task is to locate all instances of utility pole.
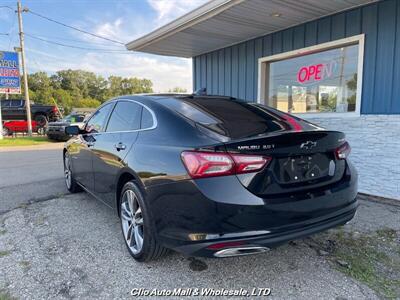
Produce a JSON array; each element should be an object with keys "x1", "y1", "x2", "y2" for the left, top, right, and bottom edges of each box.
[
  {"x1": 0, "y1": 93, "x2": 4, "y2": 140},
  {"x1": 17, "y1": 0, "x2": 32, "y2": 136}
]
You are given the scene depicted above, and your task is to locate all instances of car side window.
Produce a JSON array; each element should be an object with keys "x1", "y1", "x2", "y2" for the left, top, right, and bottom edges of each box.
[
  {"x1": 106, "y1": 101, "x2": 142, "y2": 132},
  {"x1": 141, "y1": 107, "x2": 154, "y2": 129},
  {"x1": 85, "y1": 103, "x2": 113, "y2": 134},
  {"x1": 10, "y1": 100, "x2": 22, "y2": 107},
  {"x1": 1, "y1": 100, "x2": 11, "y2": 107},
  {"x1": 75, "y1": 115, "x2": 85, "y2": 122}
]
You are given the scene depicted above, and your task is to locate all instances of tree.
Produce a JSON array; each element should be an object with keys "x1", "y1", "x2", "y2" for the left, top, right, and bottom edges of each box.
[
  {"x1": 17, "y1": 70, "x2": 154, "y2": 113},
  {"x1": 76, "y1": 98, "x2": 101, "y2": 108},
  {"x1": 107, "y1": 76, "x2": 153, "y2": 98},
  {"x1": 168, "y1": 87, "x2": 187, "y2": 93}
]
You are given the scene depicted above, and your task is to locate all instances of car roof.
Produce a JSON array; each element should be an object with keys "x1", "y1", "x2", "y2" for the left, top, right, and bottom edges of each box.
[{"x1": 111, "y1": 94, "x2": 238, "y2": 104}]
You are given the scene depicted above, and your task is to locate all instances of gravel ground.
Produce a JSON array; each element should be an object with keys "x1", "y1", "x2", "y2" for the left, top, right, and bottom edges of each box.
[{"x1": 0, "y1": 193, "x2": 398, "y2": 299}]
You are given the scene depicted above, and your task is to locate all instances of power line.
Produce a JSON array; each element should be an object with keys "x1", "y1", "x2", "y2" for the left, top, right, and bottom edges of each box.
[
  {"x1": 25, "y1": 33, "x2": 130, "y2": 53},
  {"x1": 8, "y1": 12, "x2": 17, "y2": 50},
  {"x1": 26, "y1": 33, "x2": 124, "y2": 47},
  {"x1": 27, "y1": 9, "x2": 125, "y2": 45}
]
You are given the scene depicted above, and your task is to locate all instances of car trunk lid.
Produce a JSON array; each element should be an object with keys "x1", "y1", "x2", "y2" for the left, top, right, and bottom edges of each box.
[{"x1": 222, "y1": 130, "x2": 346, "y2": 196}]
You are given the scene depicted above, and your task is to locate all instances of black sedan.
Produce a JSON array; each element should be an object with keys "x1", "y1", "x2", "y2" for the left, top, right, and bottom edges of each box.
[{"x1": 63, "y1": 95, "x2": 358, "y2": 261}]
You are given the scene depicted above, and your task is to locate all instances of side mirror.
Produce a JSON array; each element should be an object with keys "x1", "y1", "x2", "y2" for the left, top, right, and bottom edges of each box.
[{"x1": 65, "y1": 125, "x2": 80, "y2": 135}]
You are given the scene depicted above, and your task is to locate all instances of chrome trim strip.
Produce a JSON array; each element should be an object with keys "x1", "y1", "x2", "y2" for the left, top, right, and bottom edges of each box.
[{"x1": 214, "y1": 246, "x2": 270, "y2": 258}]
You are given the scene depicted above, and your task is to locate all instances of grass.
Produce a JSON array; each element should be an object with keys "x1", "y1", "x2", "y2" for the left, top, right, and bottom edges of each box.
[
  {"x1": 313, "y1": 228, "x2": 400, "y2": 299},
  {"x1": 18, "y1": 260, "x2": 31, "y2": 270},
  {"x1": 0, "y1": 250, "x2": 11, "y2": 257},
  {"x1": 0, "y1": 136, "x2": 56, "y2": 147},
  {"x1": 0, "y1": 290, "x2": 16, "y2": 300}
]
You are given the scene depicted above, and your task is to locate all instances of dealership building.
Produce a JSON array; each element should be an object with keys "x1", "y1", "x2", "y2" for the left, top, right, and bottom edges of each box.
[{"x1": 127, "y1": 0, "x2": 400, "y2": 200}]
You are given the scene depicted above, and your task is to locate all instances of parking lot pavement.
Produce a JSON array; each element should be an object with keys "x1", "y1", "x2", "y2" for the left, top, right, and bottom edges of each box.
[
  {"x1": 1, "y1": 193, "x2": 399, "y2": 299},
  {"x1": 0, "y1": 148, "x2": 67, "y2": 213}
]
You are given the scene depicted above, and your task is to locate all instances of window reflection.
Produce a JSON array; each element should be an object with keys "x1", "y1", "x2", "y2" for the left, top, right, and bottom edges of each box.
[{"x1": 268, "y1": 44, "x2": 359, "y2": 114}]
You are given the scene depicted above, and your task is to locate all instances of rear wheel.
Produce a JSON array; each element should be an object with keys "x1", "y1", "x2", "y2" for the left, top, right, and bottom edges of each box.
[
  {"x1": 2, "y1": 126, "x2": 10, "y2": 136},
  {"x1": 34, "y1": 114, "x2": 48, "y2": 127},
  {"x1": 120, "y1": 181, "x2": 168, "y2": 261},
  {"x1": 64, "y1": 152, "x2": 82, "y2": 193}
]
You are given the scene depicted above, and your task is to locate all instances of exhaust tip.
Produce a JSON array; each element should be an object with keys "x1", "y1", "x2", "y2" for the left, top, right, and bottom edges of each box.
[{"x1": 214, "y1": 246, "x2": 270, "y2": 258}]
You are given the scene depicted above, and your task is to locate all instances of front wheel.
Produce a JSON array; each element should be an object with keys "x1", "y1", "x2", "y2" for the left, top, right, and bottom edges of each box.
[
  {"x1": 120, "y1": 181, "x2": 168, "y2": 262},
  {"x1": 64, "y1": 152, "x2": 82, "y2": 193}
]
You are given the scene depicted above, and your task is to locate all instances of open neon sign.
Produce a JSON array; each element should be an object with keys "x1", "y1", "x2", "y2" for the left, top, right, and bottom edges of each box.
[{"x1": 297, "y1": 61, "x2": 337, "y2": 84}]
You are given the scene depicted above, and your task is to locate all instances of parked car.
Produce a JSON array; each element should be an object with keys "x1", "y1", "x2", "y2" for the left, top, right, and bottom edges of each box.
[
  {"x1": 2, "y1": 120, "x2": 44, "y2": 136},
  {"x1": 47, "y1": 113, "x2": 88, "y2": 141},
  {"x1": 1, "y1": 99, "x2": 61, "y2": 127},
  {"x1": 63, "y1": 95, "x2": 358, "y2": 262}
]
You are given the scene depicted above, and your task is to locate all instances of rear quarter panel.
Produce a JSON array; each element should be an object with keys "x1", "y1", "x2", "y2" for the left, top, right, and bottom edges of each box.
[{"x1": 123, "y1": 103, "x2": 221, "y2": 187}]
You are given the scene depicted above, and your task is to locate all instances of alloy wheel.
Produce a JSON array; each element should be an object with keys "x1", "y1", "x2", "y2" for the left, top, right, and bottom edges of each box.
[
  {"x1": 64, "y1": 155, "x2": 72, "y2": 189},
  {"x1": 121, "y1": 190, "x2": 144, "y2": 254}
]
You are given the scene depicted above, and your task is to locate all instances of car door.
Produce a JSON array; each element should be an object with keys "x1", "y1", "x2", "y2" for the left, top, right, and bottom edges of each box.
[
  {"x1": 92, "y1": 100, "x2": 142, "y2": 208},
  {"x1": 72, "y1": 102, "x2": 114, "y2": 192}
]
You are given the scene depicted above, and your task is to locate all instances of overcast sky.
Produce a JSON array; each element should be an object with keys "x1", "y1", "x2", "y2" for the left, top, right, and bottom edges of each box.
[{"x1": 0, "y1": 0, "x2": 208, "y2": 92}]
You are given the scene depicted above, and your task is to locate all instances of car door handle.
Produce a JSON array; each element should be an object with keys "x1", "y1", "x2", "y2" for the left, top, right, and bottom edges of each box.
[{"x1": 114, "y1": 142, "x2": 126, "y2": 151}]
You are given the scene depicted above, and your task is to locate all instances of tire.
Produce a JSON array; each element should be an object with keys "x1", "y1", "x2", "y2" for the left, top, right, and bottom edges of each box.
[
  {"x1": 119, "y1": 181, "x2": 168, "y2": 262},
  {"x1": 34, "y1": 114, "x2": 48, "y2": 127},
  {"x1": 2, "y1": 126, "x2": 10, "y2": 136},
  {"x1": 37, "y1": 127, "x2": 46, "y2": 136},
  {"x1": 63, "y1": 152, "x2": 82, "y2": 193}
]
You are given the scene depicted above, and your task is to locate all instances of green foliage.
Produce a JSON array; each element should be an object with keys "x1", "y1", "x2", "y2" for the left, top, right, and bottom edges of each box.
[
  {"x1": 168, "y1": 87, "x2": 187, "y2": 93},
  {"x1": 0, "y1": 137, "x2": 54, "y2": 147},
  {"x1": 76, "y1": 98, "x2": 101, "y2": 108},
  {"x1": 315, "y1": 228, "x2": 400, "y2": 299},
  {"x1": 346, "y1": 73, "x2": 357, "y2": 91},
  {"x1": 8, "y1": 69, "x2": 154, "y2": 113}
]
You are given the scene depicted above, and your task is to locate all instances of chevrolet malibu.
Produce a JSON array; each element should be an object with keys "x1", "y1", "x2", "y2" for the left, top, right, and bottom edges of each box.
[{"x1": 64, "y1": 95, "x2": 358, "y2": 261}]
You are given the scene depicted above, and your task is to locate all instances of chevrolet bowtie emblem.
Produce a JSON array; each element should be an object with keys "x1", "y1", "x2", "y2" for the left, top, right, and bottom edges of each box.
[{"x1": 300, "y1": 141, "x2": 317, "y2": 150}]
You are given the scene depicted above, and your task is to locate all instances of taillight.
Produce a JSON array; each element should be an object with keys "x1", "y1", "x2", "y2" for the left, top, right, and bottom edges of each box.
[
  {"x1": 181, "y1": 151, "x2": 271, "y2": 179},
  {"x1": 231, "y1": 154, "x2": 271, "y2": 174},
  {"x1": 181, "y1": 152, "x2": 234, "y2": 178},
  {"x1": 52, "y1": 106, "x2": 58, "y2": 113},
  {"x1": 335, "y1": 142, "x2": 351, "y2": 159}
]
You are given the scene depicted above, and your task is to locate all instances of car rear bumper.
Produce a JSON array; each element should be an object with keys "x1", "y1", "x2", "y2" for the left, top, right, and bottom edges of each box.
[
  {"x1": 171, "y1": 201, "x2": 357, "y2": 257},
  {"x1": 146, "y1": 161, "x2": 358, "y2": 257}
]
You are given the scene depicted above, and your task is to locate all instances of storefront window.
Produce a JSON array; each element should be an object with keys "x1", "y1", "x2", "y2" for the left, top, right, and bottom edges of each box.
[{"x1": 267, "y1": 44, "x2": 359, "y2": 114}]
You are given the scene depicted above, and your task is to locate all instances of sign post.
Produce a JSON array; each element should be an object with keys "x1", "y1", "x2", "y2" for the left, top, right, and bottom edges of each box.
[{"x1": 0, "y1": 51, "x2": 22, "y2": 139}]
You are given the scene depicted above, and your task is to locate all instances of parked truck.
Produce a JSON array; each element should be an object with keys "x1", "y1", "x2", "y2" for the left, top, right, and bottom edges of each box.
[{"x1": 1, "y1": 99, "x2": 62, "y2": 127}]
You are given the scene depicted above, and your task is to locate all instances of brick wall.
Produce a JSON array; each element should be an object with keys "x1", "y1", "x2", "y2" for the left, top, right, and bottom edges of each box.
[{"x1": 304, "y1": 115, "x2": 400, "y2": 200}]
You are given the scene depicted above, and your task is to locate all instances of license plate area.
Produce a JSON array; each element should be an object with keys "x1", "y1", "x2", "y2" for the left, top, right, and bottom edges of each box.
[{"x1": 275, "y1": 153, "x2": 335, "y2": 184}]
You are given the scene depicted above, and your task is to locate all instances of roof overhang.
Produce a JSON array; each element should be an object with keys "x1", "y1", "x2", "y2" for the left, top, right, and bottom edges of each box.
[{"x1": 126, "y1": 0, "x2": 375, "y2": 58}]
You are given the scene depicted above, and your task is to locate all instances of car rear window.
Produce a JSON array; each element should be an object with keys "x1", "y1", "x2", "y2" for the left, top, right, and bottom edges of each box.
[{"x1": 159, "y1": 97, "x2": 296, "y2": 139}]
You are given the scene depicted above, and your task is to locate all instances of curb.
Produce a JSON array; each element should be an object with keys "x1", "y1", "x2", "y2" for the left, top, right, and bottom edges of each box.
[{"x1": 0, "y1": 143, "x2": 64, "y2": 152}]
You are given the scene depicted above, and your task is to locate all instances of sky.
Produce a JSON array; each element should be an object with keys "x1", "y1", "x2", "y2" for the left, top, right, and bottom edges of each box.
[{"x1": 0, "y1": 0, "x2": 208, "y2": 92}]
